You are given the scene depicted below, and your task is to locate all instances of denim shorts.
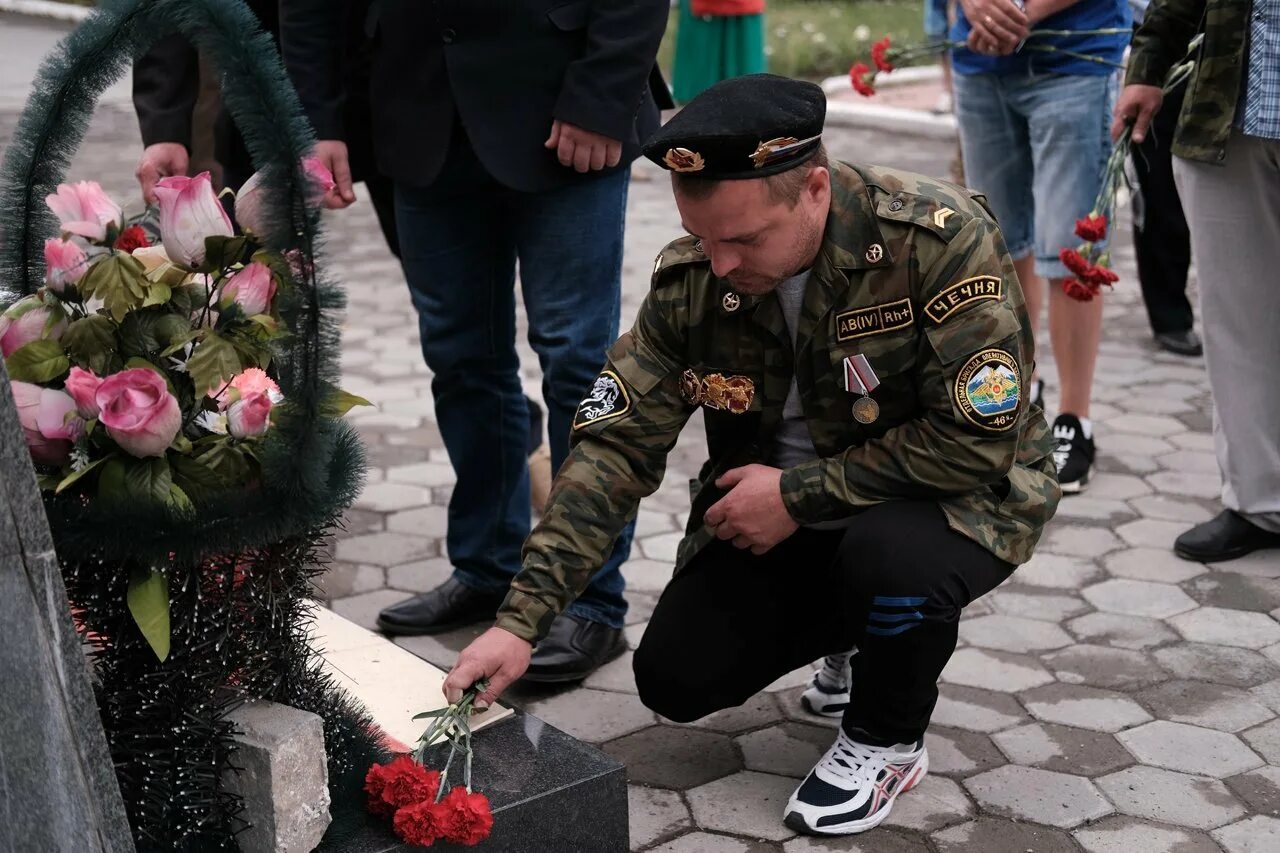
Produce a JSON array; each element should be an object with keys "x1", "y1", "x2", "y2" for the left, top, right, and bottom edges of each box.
[
  {"x1": 924, "y1": 0, "x2": 949, "y2": 40},
  {"x1": 952, "y1": 71, "x2": 1118, "y2": 280}
]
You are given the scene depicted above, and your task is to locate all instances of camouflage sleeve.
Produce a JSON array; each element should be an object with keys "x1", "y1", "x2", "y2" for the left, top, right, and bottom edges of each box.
[
  {"x1": 1127, "y1": 0, "x2": 1205, "y2": 87},
  {"x1": 494, "y1": 289, "x2": 694, "y2": 643},
  {"x1": 779, "y1": 216, "x2": 1031, "y2": 523}
]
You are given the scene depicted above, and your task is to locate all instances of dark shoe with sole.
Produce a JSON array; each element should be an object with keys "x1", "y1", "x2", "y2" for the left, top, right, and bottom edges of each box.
[
  {"x1": 1052, "y1": 414, "x2": 1096, "y2": 495},
  {"x1": 376, "y1": 577, "x2": 505, "y2": 636},
  {"x1": 521, "y1": 615, "x2": 626, "y2": 684},
  {"x1": 1174, "y1": 510, "x2": 1280, "y2": 562},
  {"x1": 1155, "y1": 329, "x2": 1203, "y2": 357}
]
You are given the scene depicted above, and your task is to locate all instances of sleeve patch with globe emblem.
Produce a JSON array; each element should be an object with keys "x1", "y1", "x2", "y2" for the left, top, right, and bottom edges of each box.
[{"x1": 954, "y1": 349, "x2": 1021, "y2": 432}]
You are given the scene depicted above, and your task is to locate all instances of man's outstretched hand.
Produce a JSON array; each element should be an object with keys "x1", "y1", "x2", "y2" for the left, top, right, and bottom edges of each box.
[
  {"x1": 1112, "y1": 84, "x2": 1164, "y2": 143},
  {"x1": 443, "y1": 626, "x2": 533, "y2": 709},
  {"x1": 136, "y1": 142, "x2": 189, "y2": 205},
  {"x1": 545, "y1": 120, "x2": 623, "y2": 173},
  {"x1": 704, "y1": 464, "x2": 799, "y2": 555}
]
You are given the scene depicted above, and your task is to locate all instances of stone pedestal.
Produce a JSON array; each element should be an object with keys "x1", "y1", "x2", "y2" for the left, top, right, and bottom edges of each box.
[{"x1": 224, "y1": 700, "x2": 333, "y2": 853}]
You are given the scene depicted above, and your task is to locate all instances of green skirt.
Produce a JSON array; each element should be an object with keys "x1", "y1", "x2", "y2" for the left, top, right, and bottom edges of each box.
[{"x1": 671, "y1": 0, "x2": 767, "y2": 105}]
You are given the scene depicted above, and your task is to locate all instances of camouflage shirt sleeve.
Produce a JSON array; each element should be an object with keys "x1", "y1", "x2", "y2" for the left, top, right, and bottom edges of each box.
[
  {"x1": 779, "y1": 215, "x2": 1031, "y2": 524},
  {"x1": 494, "y1": 288, "x2": 695, "y2": 643},
  {"x1": 1127, "y1": 0, "x2": 1205, "y2": 87}
]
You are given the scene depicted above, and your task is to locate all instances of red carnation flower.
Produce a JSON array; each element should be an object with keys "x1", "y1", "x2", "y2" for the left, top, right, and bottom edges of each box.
[
  {"x1": 1082, "y1": 263, "x2": 1119, "y2": 288},
  {"x1": 393, "y1": 798, "x2": 452, "y2": 848},
  {"x1": 1073, "y1": 213, "x2": 1108, "y2": 243},
  {"x1": 871, "y1": 37, "x2": 894, "y2": 73},
  {"x1": 441, "y1": 787, "x2": 494, "y2": 847},
  {"x1": 1062, "y1": 278, "x2": 1097, "y2": 302},
  {"x1": 366, "y1": 757, "x2": 440, "y2": 817},
  {"x1": 1058, "y1": 247, "x2": 1092, "y2": 278},
  {"x1": 849, "y1": 62, "x2": 876, "y2": 97},
  {"x1": 365, "y1": 762, "x2": 396, "y2": 818},
  {"x1": 114, "y1": 224, "x2": 151, "y2": 253}
]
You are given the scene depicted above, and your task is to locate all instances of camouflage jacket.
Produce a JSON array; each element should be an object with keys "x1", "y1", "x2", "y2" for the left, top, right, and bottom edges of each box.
[
  {"x1": 495, "y1": 163, "x2": 1061, "y2": 643},
  {"x1": 1128, "y1": 0, "x2": 1249, "y2": 164}
]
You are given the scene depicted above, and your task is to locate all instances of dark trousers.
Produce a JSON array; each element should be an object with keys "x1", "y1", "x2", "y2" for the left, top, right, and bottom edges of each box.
[
  {"x1": 393, "y1": 129, "x2": 635, "y2": 628},
  {"x1": 634, "y1": 502, "x2": 1014, "y2": 745},
  {"x1": 1132, "y1": 80, "x2": 1194, "y2": 336}
]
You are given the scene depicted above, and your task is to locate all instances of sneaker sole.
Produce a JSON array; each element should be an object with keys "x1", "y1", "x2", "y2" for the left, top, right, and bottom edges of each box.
[
  {"x1": 784, "y1": 749, "x2": 929, "y2": 836},
  {"x1": 1058, "y1": 475, "x2": 1088, "y2": 495},
  {"x1": 800, "y1": 693, "x2": 848, "y2": 719}
]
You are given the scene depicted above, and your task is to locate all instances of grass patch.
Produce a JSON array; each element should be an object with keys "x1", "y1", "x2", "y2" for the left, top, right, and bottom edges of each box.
[{"x1": 658, "y1": 0, "x2": 929, "y2": 82}]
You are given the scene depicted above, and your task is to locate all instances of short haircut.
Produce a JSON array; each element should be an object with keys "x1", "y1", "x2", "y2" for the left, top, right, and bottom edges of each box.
[{"x1": 672, "y1": 143, "x2": 829, "y2": 207}]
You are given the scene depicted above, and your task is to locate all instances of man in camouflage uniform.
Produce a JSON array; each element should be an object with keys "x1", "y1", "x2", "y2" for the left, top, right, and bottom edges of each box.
[
  {"x1": 1115, "y1": 0, "x2": 1280, "y2": 562},
  {"x1": 446, "y1": 75, "x2": 1060, "y2": 836}
]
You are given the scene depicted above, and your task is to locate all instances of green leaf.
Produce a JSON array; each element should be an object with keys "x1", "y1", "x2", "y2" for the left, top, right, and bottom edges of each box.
[
  {"x1": 123, "y1": 456, "x2": 173, "y2": 503},
  {"x1": 199, "y1": 235, "x2": 248, "y2": 273},
  {"x1": 62, "y1": 314, "x2": 117, "y2": 374},
  {"x1": 79, "y1": 252, "x2": 148, "y2": 322},
  {"x1": 141, "y1": 280, "x2": 172, "y2": 308},
  {"x1": 323, "y1": 389, "x2": 373, "y2": 418},
  {"x1": 36, "y1": 474, "x2": 61, "y2": 491},
  {"x1": 55, "y1": 454, "x2": 112, "y2": 494},
  {"x1": 170, "y1": 452, "x2": 231, "y2": 501},
  {"x1": 158, "y1": 327, "x2": 205, "y2": 358},
  {"x1": 127, "y1": 567, "x2": 170, "y2": 662},
  {"x1": 167, "y1": 482, "x2": 193, "y2": 512},
  {"x1": 5, "y1": 339, "x2": 70, "y2": 383},
  {"x1": 98, "y1": 457, "x2": 128, "y2": 500},
  {"x1": 186, "y1": 333, "x2": 244, "y2": 397}
]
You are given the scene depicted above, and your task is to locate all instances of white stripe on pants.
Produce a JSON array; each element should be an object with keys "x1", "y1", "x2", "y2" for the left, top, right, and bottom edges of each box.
[{"x1": 1174, "y1": 131, "x2": 1280, "y2": 532}]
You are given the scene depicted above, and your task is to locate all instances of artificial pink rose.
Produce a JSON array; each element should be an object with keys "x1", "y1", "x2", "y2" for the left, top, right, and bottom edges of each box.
[
  {"x1": 45, "y1": 181, "x2": 123, "y2": 243},
  {"x1": 216, "y1": 367, "x2": 281, "y2": 410},
  {"x1": 1, "y1": 297, "x2": 67, "y2": 358},
  {"x1": 232, "y1": 170, "x2": 267, "y2": 236},
  {"x1": 153, "y1": 171, "x2": 234, "y2": 268},
  {"x1": 221, "y1": 262, "x2": 277, "y2": 316},
  {"x1": 11, "y1": 381, "x2": 78, "y2": 466},
  {"x1": 95, "y1": 368, "x2": 182, "y2": 458},
  {"x1": 302, "y1": 156, "x2": 336, "y2": 204},
  {"x1": 64, "y1": 366, "x2": 104, "y2": 418},
  {"x1": 226, "y1": 392, "x2": 272, "y2": 438},
  {"x1": 43, "y1": 238, "x2": 90, "y2": 293}
]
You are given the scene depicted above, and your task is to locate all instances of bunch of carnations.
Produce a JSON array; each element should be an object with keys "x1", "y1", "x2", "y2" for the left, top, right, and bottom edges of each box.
[
  {"x1": 2, "y1": 158, "x2": 365, "y2": 660},
  {"x1": 365, "y1": 681, "x2": 494, "y2": 847}
]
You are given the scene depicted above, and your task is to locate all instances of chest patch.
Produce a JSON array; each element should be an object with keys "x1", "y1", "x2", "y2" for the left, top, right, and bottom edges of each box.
[
  {"x1": 573, "y1": 370, "x2": 631, "y2": 430},
  {"x1": 835, "y1": 298, "x2": 914, "y2": 342},
  {"x1": 954, "y1": 349, "x2": 1021, "y2": 432},
  {"x1": 925, "y1": 276, "x2": 1003, "y2": 325}
]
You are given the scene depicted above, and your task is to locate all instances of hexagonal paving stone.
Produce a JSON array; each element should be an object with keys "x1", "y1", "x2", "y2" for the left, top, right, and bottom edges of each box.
[
  {"x1": 622, "y1": 558, "x2": 675, "y2": 594},
  {"x1": 1067, "y1": 611, "x2": 1180, "y2": 649},
  {"x1": 314, "y1": 562, "x2": 385, "y2": 600},
  {"x1": 694, "y1": 693, "x2": 784, "y2": 735},
  {"x1": 1082, "y1": 578, "x2": 1197, "y2": 618},
  {"x1": 584, "y1": 650, "x2": 639, "y2": 694},
  {"x1": 1040, "y1": 525, "x2": 1124, "y2": 559},
  {"x1": 957, "y1": 615, "x2": 1073, "y2": 653},
  {"x1": 1021, "y1": 683, "x2": 1153, "y2": 733},
  {"x1": 385, "y1": 505, "x2": 448, "y2": 535},
  {"x1": 648, "y1": 832, "x2": 760, "y2": 853},
  {"x1": 1054, "y1": 497, "x2": 1138, "y2": 523},
  {"x1": 736, "y1": 723, "x2": 832, "y2": 779},
  {"x1": 352, "y1": 481, "x2": 435, "y2": 512},
  {"x1": 1185, "y1": 573, "x2": 1280, "y2": 613},
  {"x1": 604, "y1": 725, "x2": 740, "y2": 789},
  {"x1": 882, "y1": 775, "x2": 972, "y2": 833},
  {"x1": 1110, "y1": 412, "x2": 1187, "y2": 437},
  {"x1": 1041, "y1": 645, "x2": 1163, "y2": 690},
  {"x1": 1118, "y1": 721, "x2": 1263, "y2": 778},
  {"x1": 1103, "y1": 547, "x2": 1207, "y2": 584},
  {"x1": 385, "y1": 557, "x2": 453, "y2": 593},
  {"x1": 1225, "y1": 765, "x2": 1280, "y2": 815},
  {"x1": 686, "y1": 771, "x2": 798, "y2": 842},
  {"x1": 639, "y1": 532, "x2": 682, "y2": 563},
  {"x1": 1088, "y1": 472, "x2": 1154, "y2": 501},
  {"x1": 1148, "y1": 471, "x2": 1223, "y2": 500},
  {"x1": 777, "y1": 687, "x2": 839, "y2": 730},
  {"x1": 1168, "y1": 607, "x2": 1280, "y2": 649},
  {"x1": 1128, "y1": 494, "x2": 1216, "y2": 524},
  {"x1": 629, "y1": 785, "x2": 692, "y2": 850},
  {"x1": 385, "y1": 462, "x2": 456, "y2": 488},
  {"x1": 992, "y1": 723, "x2": 1134, "y2": 776},
  {"x1": 964, "y1": 765, "x2": 1111, "y2": 828},
  {"x1": 524, "y1": 688, "x2": 656, "y2": 744},
  {"x1": 1072, "y1": 816, "x2": 1221, "y2": 853},
  {"x1": 1116, "y1": 519, "x2": 1197, "y2": 549},
  {"x1": 1153, "y1": 643, "x2": 1280, "y2": 688},
  {"x1": 987, "y1": 586, "x2": 1090, "y2": 622},
  {"x1": 1242, "y1": 718, "x2": 1280, "y2": 765},
  {"x1": 931, "y1": 685, "x2": 1028, "y2": 734},
  {"x1": 924, "y1": 726, "x2": 1006, "y2": 778},
  {"x1": 1212, "y1": 815, "x2": 1280, "y2": 852},
  {"x1": 1137, "y1": 680, "x2": 1276, "y2": 733},
  {"x1": 334, "y1": 531, "x2": 437, "y2": 568},
  {"x1": 1095, "y1": 766, "x2": 1246, "y2": 829},
  {"x1": 1103, "y1": 432, "x2": 1177, "y2": 457},
  {"x1": 784, "y1": 829, "x2": 930, "y2": 852},
  {"x1": 932, "y1": 817, "x2": 1078, "y2": 853},
  {"x1": 1014, "y1": 553, "x2": 1104, "y2": 590},
  {"x1": 330, "y1": 588, "x2": 414, "y2": 631},
  {"x1": 940, "y1": 648, "x2": 1055, "y2": 693}
]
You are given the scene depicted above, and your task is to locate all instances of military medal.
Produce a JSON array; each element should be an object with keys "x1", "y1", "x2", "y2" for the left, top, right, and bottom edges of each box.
[{"x1": 842, "y1": 354, "x2": 881, "y2": 424}]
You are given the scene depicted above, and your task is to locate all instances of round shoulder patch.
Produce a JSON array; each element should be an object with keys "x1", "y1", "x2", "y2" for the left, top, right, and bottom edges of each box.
[{"x1": 954, "y1": 349, "x2": 1021, "y2": 432}]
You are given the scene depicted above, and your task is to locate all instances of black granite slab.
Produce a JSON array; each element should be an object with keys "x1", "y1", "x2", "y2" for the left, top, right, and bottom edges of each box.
[
  {"x1": 318, "y1": 712, "x2": 628, "y2": 853},
  {"x1": 0, "y1": 366, "x2": 136, "y2": 852}
]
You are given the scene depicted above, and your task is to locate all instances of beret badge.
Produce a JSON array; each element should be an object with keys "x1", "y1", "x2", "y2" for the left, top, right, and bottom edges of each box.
[
  {"x1": 663, "y1": 147, "x2": 706, "y2": 173},
  {"x1": 750, "y1": 136, "x2": 800, "y2": 169}
]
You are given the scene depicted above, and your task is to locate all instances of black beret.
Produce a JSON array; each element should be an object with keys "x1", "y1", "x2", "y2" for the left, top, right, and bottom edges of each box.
[{"x1": 643, "y1": 74, "x2": 826, "y2": 180}]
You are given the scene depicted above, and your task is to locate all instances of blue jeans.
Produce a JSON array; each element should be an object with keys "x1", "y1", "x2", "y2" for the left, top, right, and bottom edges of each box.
[
  {"x1": 952, "y1": 71, "x2": 1117, "y2": 279},
  {"x1": 394, "y1": 133, "x2": 633, "y2": 629}
]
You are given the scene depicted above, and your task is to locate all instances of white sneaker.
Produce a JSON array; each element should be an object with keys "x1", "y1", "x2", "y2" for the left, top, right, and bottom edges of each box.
[
  {"x1": 800, "y1": 652, "x2": 855, "y2": 718},
  {"x1": 784, "y1": 729, "x2": 928, "y2": 835}
]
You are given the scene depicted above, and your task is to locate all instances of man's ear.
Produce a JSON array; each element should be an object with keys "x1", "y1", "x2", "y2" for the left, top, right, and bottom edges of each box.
[{"x1": 805, "y1": 165, "x2": 830, "y2": 204}]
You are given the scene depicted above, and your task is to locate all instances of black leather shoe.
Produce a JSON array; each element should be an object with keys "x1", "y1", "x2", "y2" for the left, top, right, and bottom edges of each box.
[
  {"x1": 376, "y1": 578, "x2": 505, "y2": 636},
  {"x1": 1174, "y1": 510, "x2": 1280, "y2": 562},
  {"x1": 1155, "y1": 330, "x2": 1203, "y2": 357},
  {"x1": 521, "y1": 615, "x2": 626, "y2": 684}
]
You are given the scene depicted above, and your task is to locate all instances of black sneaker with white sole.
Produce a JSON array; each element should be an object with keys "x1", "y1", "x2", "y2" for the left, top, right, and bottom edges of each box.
[
  {"x1": 800, "y1": 652, "x2": 856, "y2": 718},
  {"x1": 1052, "y1": 414, "x2": 1095, "y2": 494}
]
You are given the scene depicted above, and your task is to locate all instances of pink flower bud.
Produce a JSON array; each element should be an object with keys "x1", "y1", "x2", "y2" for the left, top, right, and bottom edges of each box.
[
  {"x1": 154, "y1": 172, "x2": 234, "y2": 268},
  {"x1": 221, "y1": 262, "x2": 277, "y2": 316},
  {"x1": 65, "y1": 366, "x2": 104, "y2": 418},
  {"x1": 12, "y1": 381, "x2": 80, "y2": 466},
  {"x1": 95, "y1": 368, "x2": 182, "y2": 458},
  {"x1": 226, "y1": 392, "x2": 272, "y2": 438},
  {"x1": 43, "y1": 238, "x2": 90, "y2": 293},
  {"x1": 45, "y1": 181, "x2": 123, "y2": 243},
  {"x1": 1, "y1": 296, "x2": 67, "y2": 358}
]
